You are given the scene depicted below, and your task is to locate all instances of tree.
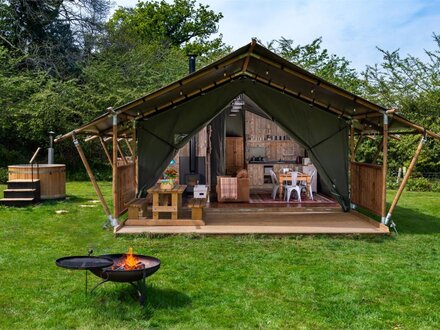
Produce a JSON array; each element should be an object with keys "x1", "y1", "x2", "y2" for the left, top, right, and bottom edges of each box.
[
  {"x1": 362, "y1": 33, "x2": 440, "y2": 173},
  {"x1": 268, "y1": 37, "x2": 362, "y2": 93},
  {"x1": 106, "y1": 0, "x2": 228, "y2": 57},
  {"x1": 0, "y1": 0, "x2": 111, "y2": 78}
]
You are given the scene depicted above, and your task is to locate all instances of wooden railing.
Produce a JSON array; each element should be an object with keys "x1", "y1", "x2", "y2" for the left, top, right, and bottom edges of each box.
[{"x1": 351, "y1": 162, "x2": 383, "y2": 216}]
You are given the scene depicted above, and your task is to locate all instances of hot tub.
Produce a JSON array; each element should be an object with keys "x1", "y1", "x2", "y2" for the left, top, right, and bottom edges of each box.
[{"x1": 8, "y1": 164, "x2": 66, "y2": 200}]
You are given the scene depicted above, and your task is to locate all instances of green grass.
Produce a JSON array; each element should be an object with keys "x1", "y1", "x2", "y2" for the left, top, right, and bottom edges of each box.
[{"x1": 0, "y1": 182, "x2": 439, "y2": 329}]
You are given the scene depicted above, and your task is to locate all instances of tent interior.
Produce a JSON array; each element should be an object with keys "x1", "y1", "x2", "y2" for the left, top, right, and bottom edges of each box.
[{"x1": 136, "y1": 83, "x2": 347, "y2": 209}]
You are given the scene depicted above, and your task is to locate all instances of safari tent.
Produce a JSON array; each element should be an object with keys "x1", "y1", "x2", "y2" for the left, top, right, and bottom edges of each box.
[{"x1": 56, "y1": 40, "x2": 440, "y2": 235}]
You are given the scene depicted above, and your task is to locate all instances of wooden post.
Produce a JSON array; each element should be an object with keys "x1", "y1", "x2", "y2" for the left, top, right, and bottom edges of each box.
[
  {"x1": 385, "y1": 136, "x2": 426, "y2": 224},
  {"x1": 72, "y1": 134, "x2": 113, "y2": 219},
  {"x1": 99, "y1": 136, "x2": 113, "y2": 167},
  {"x1": 350, "y1": 125, "x2": 355, "y2": 162},
  {"x1": 132, "y1": 122, "x2": 138, "y2": 192},
  {"x1": 381, "y1": 114, "x2": 388, "y2": 223},
  {"x1": 112, "y1": 112, "x2": 119, "y2": 219}
]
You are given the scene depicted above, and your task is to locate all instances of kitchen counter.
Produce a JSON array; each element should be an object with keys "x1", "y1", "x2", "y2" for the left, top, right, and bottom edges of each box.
[{"x1": 248, "y1": 160, "x2": 299, "y2": 165}]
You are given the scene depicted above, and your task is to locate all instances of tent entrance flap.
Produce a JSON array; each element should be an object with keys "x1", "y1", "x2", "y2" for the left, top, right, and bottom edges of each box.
[
  {"x1": 137, "y1": 78, "x2": 350, "y2": 210},
  {"x1": 137, "y1": 82, "x2": 243, "y2": 194}
]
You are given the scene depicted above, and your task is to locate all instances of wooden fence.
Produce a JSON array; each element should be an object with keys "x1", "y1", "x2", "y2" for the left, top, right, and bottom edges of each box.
[{"x1": 351, "y1": 162, "x2": 383, "y2": 215}]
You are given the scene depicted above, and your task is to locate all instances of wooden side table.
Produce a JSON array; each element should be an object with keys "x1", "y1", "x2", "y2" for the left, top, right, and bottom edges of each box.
[{"x1": 147, "y1": 184, "x2": 187, "y2": 220}]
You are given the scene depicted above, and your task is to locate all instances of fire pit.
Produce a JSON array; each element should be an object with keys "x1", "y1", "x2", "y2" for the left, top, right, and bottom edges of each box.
[{"x1": 56, "y1": 248, "x2": 160, "y2": 305}]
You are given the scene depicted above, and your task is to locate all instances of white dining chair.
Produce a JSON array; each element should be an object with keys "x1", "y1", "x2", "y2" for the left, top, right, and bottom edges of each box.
[
  {"x1": 270, "y1": 170, "x2": 279, "y2": 200},
  {"x1": 284, "y1": 171, "x2": 302, "y2": 202},
  {"x1": 300, "y1": 170, "x2": 315, "y2": 200}
]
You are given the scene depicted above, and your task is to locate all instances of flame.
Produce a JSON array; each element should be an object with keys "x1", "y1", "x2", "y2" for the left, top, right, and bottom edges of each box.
[
  {"x1": 113, "y1": 247, "x2": 143, "y2": 270},
  {"x1": 124, "y1": 247, "x2": 139, "y2": 270}
]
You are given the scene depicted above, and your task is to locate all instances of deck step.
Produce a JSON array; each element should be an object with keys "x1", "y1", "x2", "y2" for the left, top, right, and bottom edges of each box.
[
  {"x1": 0, "y1": 197, "x2": 38, "y2": 207},
  {"x1": 3, "y1": 189, "x2": 38, "y2": 199},
  {"x1": 7, "y1": 180, "x2": 40, "y2": 190}
]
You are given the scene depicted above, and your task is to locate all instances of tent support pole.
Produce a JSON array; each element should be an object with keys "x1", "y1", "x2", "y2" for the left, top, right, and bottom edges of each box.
[
  {"x1": 132, "y1": 122, "x2": 138, "y2": 192},
  {"x1": 385, "y1": 135, "x2": 426, "y2": 225},
  {"x1": 381, "y1": 114, "x2": 388, "y2": 223},
  {"x1": 98, "y1": 136, "x2": 113, "y2": 167},
  {"x1": 72, "y1": 133, "x2": 117, "y2": 227},
  {"x1": 112, "y1": 112, "x2": 120, "y2": 222}
]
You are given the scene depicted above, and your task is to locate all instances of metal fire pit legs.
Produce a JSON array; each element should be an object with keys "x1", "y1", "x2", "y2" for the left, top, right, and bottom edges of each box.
[
  {"x1": 129, "y1": 277, "x2": 147, "y2": 305},
  {"x1": 90, "y1": 272, "x2": 147, "y2": 305}
]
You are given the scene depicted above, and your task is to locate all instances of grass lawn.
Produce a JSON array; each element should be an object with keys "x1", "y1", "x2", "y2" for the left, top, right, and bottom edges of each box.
[{"x1": 0, "y1": 181, "x2": 439, "y2": 329}]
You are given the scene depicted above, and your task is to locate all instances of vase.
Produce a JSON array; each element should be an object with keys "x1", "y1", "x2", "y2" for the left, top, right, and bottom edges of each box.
[{"x1": 160, "y1": 179, "x2": 174, "y2": 190}]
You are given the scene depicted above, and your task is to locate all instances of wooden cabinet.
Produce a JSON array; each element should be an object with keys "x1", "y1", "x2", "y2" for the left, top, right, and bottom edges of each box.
[
  {"x1": 248, "y1": 164, "x2": 264, "y2": 186},
  {"x1": 226, "y1": 137, "x2": 244, "y2": 175}
]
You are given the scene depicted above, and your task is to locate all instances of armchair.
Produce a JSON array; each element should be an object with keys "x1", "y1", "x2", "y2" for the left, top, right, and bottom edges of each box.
[{"x1": 216, "y1": 169, "x2": 250, "y2": 202}]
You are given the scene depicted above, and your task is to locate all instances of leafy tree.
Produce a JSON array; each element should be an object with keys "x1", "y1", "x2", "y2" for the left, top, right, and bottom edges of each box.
[
  {"x1": 106, "y1": 0, "x2": 228, "y2": 57},
  {"x1": 362, "y1": 33, "x2": 440, "y2": 173},
  {"x1": 268, "y1": 37, "x2": 362, "y2": 93},
  {"x1": 0, "y1": 0, "x2": 111, "y2": 78}
]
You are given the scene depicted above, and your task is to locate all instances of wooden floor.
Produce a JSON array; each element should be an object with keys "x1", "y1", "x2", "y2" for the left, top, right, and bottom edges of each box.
[{"x1": 115, "y1": 207, "x2": 389, "y2": 236}]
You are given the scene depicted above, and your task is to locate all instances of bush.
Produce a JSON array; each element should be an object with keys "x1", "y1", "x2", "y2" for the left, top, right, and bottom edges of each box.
[
  {"x1": 0, "y1": 167, "x2": 7, "y2": 184},
  {"x1": 431, "y1": 181, "x2": 440, "y2": 193},
  {"x1": 406, "y1": 177, "x2": 432, "y2": 192},
  {"x1": 386, "y1": 178, "x2": 400, "y2": 190}
]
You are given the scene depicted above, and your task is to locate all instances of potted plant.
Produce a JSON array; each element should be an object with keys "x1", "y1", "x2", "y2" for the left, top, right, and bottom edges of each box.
[{"x1": 160, "y1": 168, "x2": 177, "y2": 190}]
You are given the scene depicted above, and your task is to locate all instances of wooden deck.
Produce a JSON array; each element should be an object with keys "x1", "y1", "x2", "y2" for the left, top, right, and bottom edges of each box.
[{"x1": 115, "y1": 207, "x2": 389, "y2": 235}]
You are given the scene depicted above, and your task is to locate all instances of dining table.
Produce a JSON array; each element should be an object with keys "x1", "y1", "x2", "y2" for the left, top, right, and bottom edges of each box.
[{"x1": 276, "y1": 172, "x2": 312, "y2": 200}]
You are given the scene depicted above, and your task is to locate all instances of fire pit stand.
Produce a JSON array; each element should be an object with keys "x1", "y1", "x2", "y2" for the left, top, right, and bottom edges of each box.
[{"x1": 56, "y1": 252, "x2": 161, "y2": 306}]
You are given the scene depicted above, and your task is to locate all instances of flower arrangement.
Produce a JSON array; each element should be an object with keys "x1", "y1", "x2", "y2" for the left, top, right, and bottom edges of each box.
[
  {"x1": 163, "y1": 168, "x2": 177, "y2": 180},
  {"x1": 160, "y1": 168, "x2": 177, "y2": 190}
]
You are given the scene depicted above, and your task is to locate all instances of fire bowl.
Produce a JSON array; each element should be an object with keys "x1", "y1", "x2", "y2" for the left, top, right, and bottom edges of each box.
[{"x1": 89, "y1": 254, "x2": 161, "y2": 283}]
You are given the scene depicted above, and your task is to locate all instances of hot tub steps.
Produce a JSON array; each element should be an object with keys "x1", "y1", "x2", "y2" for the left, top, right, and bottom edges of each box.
[{"x1": 0, "y1": 180, "x2": 40, "y2": 207}]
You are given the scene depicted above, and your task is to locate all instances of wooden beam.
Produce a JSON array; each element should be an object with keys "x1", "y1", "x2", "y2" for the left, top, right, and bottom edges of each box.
[
  {"x1": 386, "y1": 136, "x2": 426, "y2": 224},
  {"x1": 354, "y1": 134, "x2": 364, "y2": 155},
  {"x1": 352, "y1": 112, "x2": 383, "y2": 120},
  {"x1": 242, "y1": 39, "x2": 257, "y2": 72},
  {"x1": 116, "y1": 141, "x2": 128, "y2": 165},
  {"x1": 393, "y1": 115, "x2": 440, "y2": 140},
  {"x1": 350, "y1": 125, "x2": 355, "y2": 162},
  {"x1": 98, "y1": 136, "x2": 113, "y2": 167},
  {"x1": 112, "y1": 113, "x2": 119, "y2": 220},
  {"x1": 124, "y1": 138, "x2": 134, "y2": 157},
  {"x1": 381, "y1": 114, "x2": 388, "y2": 222},
  {"x1": 249, "y1": 53, "x2": 384, "y2": 113},
  {"x1": 372, "y1": 138, "x2": 384, "y2": 164},
  {"x1": 72, "y1": 134, "x2": 112, "y2": 218},
  {"x1": 243, "y1": 71, "x2": 350, "y2": 119}
]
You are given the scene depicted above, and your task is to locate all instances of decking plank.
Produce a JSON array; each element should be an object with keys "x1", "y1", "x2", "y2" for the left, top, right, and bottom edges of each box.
[{"x1": 116, "y1": 211, "x2": 389, "y2": 235}]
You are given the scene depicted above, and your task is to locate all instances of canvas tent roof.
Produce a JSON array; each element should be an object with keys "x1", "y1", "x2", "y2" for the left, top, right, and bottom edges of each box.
[{"x1": 56, "y1": 41, "x2": 440, "y2": 142}]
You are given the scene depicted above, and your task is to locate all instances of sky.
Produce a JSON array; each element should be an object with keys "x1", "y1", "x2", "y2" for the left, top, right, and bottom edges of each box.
[{"x1": 112, "y1": 0, "x2": 440, "y2": 71}]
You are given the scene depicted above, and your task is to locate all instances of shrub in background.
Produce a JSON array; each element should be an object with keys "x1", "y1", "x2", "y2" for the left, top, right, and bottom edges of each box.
[
  {"x1": 406, "y1": 177, "x2": 432, "y2": 192},
  {"x1": 0, "y1": 168, "x2": 8, "y2": 184}
]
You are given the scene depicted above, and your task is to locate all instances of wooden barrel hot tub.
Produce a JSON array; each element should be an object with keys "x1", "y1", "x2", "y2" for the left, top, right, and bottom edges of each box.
[{"x1": 8, "y1": 164, "x2": 66, "y2": 200}]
